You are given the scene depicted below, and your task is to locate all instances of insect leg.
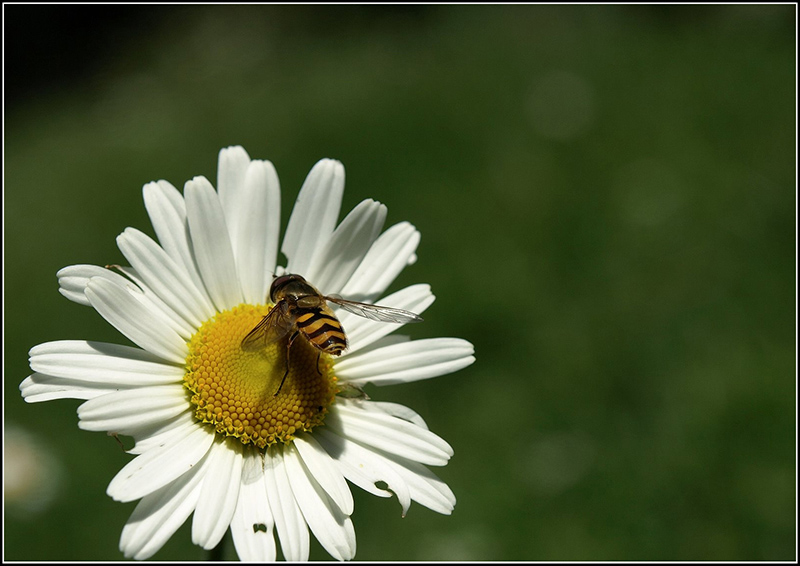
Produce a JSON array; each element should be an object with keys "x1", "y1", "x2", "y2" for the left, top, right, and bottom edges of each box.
[
  {"x1": 108, "y1": 431, "x2": 127, "y2": 452},
  {"x1": 316, "y1": 352, "x2": 322, "y2": 376},
  {"x1": 274, "y1": 331, "x2": 299, "y2": 396}
]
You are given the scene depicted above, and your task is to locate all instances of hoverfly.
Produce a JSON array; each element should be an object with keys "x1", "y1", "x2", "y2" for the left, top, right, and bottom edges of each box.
[{"x1": 242, "y1": 274, "x2": 423, "y2": 395}]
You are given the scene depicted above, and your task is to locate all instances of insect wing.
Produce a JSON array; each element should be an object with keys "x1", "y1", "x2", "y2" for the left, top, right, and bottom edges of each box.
[
  {"x1": 326, "y1": 296, "x2": 424, "y2": 323},
  {"x1": 241, "y1": 303, "x2": 294, "y2": 351}
]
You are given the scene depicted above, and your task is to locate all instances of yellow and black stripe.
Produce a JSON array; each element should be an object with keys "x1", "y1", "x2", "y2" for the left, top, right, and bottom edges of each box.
[{"x1": 295, "y1": 306, "x2": 347, "y2": 355}]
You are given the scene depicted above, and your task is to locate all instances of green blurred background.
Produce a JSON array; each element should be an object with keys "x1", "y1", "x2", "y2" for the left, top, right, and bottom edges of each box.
[{"x1": 4, "y1": 4, "x2": 795, "y2": 561}]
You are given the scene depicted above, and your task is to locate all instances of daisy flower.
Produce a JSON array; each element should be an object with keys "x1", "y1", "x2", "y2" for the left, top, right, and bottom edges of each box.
[{"x1": 20, "y1": 147, "x2": 475, "y2": 561}]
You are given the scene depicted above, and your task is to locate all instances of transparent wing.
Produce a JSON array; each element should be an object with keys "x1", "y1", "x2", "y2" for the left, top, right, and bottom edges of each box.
[
  {"x1": 241, "y1": 302, "x2": 294, "y2": 351},
  {"x1": 325, "y1": 296, "x2": 423, "y2": 324}
]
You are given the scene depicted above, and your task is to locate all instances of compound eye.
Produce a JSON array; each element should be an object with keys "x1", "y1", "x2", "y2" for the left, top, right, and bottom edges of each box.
[{"x1": 270, "y1": 274, "x2": 296, "y2": 301}]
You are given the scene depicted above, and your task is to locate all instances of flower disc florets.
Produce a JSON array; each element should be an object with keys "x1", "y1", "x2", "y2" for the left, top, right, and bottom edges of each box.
[{"x1": 183, "y1": 304, "x2": 336, "y2": 448}]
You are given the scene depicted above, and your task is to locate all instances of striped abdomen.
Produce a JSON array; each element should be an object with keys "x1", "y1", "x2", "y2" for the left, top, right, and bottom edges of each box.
[{"x1": 294, "y1": 305, "x2": 347, "y2": 355}]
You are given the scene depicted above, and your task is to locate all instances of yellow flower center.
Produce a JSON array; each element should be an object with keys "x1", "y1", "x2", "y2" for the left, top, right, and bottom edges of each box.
[{"x1": 183, "y1": 304, "x2": 337, "y2": 448}]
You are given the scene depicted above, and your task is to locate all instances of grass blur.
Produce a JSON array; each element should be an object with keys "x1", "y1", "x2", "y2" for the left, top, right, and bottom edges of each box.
[{"x1": 3, "y1": 4, "x2": 795, "y2": 561}]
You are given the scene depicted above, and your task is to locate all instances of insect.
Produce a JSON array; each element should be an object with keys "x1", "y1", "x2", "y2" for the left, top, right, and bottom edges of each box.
[{"x1": 242, "y1": 274, "x2": 423, "y2": 395}]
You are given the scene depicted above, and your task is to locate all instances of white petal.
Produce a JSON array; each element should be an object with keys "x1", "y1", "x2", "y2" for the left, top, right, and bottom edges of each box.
[
  {"x1": 284, "y1": 444, "x2": 357, "y2": 561},
  {"x1": 192, "y1": 439, "x2": 244, "y2": 550},
  {"x1": 339, "y1": 284, "x2": 435, "y2": 353},
  {"x1": 184, "y1": 175, "x2": 243, "y2": 311},
  {"x1": 230, "y1": 451, "x2": 277, "y2": 562},
  {"x1": 113, "y1": 265, "x2": 196, "y2": 339},
  {"x1": 316, "y1": 428, "x2": 411, "y2": 516},
  {"x1": 339, "y1": 222, "x2": 421, "y2": 303},
  {"x1": 107, "y1": 423, "x2": 214, "y2": 503},
  {"x1": 381, "y1": 455, "x2": 456, "y2": 515},
  {"x1": 305, "y1": 199, "x2": 386, "y2": 295},
  {"x1": 85, "y1": 277, "x2": 188, "y2": 364},
  {"x1": 20, "y1": 373, "x2": 111, "y2": 402},
  {"x1": 282, "y1": 159, "x2": 344, "y2": 276},
  {"x1": 117, "y1": 227, "x2": 214, "y2": 327},
  {"x1": 327, "y1": 402, "x2": 453, "y2": 466},
  {"x1": 216, "y1": 146, "x2": 251, "y2": 218},
  {"x1": 29, "y1": 340, "x2": 183, "y2": 386},
  {"x1": 335, "y1": 337, "x2": 475, "y2": 386},
  {"x1": 366, "y1": 401, "x2": 430, "y2": 430},
  {"x1": 217, "y1": 146, "x2": 252, "y2": 279},
  {"x1": 293, "y1": 434, "x2": 353, "y2": 515},
  {"x1": 263, "y1": 446, "x2": 309, "y2": 561},
  {"x1": 127, "y1": 412, "x2": 197, "y2": 454},
  {"x1": 143, "y1": 180, "x2": 212, "y2": 304},
  {"x1": 119, "y1": 449, "x2": 207, "y2": 560},
  {"x1": 57, "y1": 264, "x2": 138, "y2": 307},
  {"x1": 77, "y1": 385, "x2": 188, "y2": 434},
  {"x1": 339, "y1": 333, "x2": 410, "y2": 355},
  {"x1": 226, "y1": 160, "x2": 281, "y2": 305},
  {"x1": 318, "y1": 427, "x2": 455, "y2": 517}
]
